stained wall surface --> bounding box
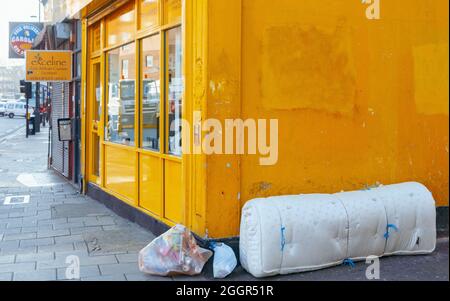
[205,0,449,238]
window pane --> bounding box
[106,3,135,47]
[141,34,161,150]
[90,22,101,53]
[106,43,136,146]
[163,0,181,25]
[75,52,81,78]
[93,63,101,122]
[140,0,158,30]
[77,52,81,78]
[166,27,182,156]
[76,21,82,50]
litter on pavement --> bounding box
[210,242,237,279]
[138,224,213,276]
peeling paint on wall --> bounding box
[249,181,273,197]
[261,21,357,114]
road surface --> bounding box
[0,117,25,140]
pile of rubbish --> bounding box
[139,182,437,279]
[138,224,237,278]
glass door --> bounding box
[88,58,103,185]
[138,26,184,223]
[163,26,183,223]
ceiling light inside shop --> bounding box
[121,33,132,41]
[109,35,117,45]
[119,12,134,22]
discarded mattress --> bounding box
[239,182,436,278]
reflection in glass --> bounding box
[106,2,135,47]
[140,0,158,29]
[141,34,161,150]
[164,0,182,25]
[106,43,136,146]
[93,63,101,122]
[90,22,101,53]
[166,27,183,156]
[75,52,81,78]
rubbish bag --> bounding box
[211,242,237,279]
[138,225,213,276]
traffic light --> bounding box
[20,80,32,99]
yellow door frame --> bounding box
[87,56,103,186]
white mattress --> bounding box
[239,182,437,278]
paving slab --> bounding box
[13,269,57,281]
[81,274,127,281]
[83,229,154,256]
[57,265,101,280]
[0,262,36,273]
[51,203,111,219]
[0,273,13,281]
[0,255,15,264]
[15,252,54,263]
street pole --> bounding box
[42,86,46,127]
[26,96,29,138]
[35,82,41,133]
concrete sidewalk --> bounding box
[0,123,448,281]
[1,183,448,281]
[0,118,25,143]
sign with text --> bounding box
[25,50,73,82]
[9,22,43,59]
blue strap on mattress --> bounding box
[384,224,399,239]
[281,226,286,251]
[343,258,355,268]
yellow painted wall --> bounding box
[204,0,449,238]
[81,0,448,240]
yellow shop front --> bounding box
[79,0,449,240]
[81,0,187,232]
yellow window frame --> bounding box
[84,0,185,225]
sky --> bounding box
[0,0,43,66]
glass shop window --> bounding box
[106,43,136,146]
[141,34,161,151]
[166,26,183,156]
[74,52,81,78]
[140,0,159,30]
[106,2,136,47]
[93,62,101,122]
[75,20,82,50]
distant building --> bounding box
[0,66,25,100]
[36,0,82,187]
